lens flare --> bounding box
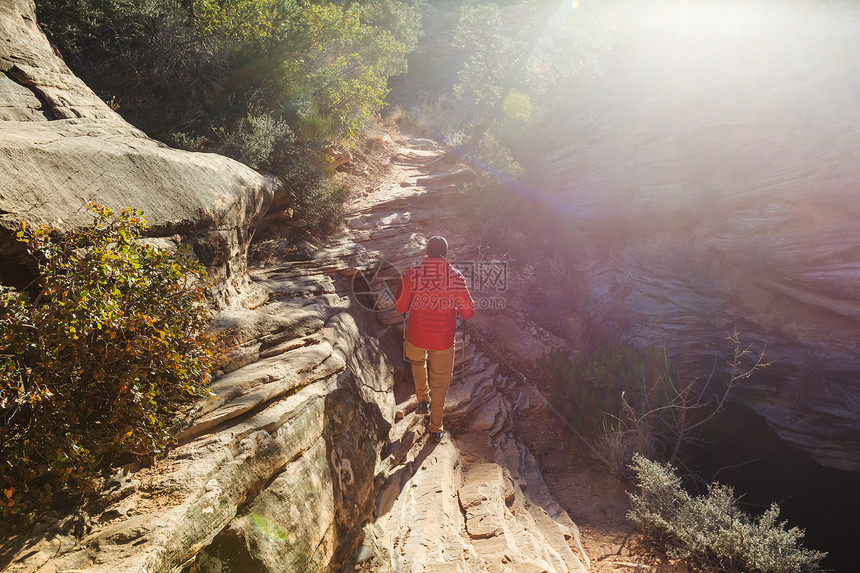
[570,0,580,10]
[503,91,533,121]
[250,512,292,542]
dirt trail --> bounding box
[334,126,683,572]
[0,128,681,573]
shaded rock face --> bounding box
[525,0,860,471]
[0,0,274,305]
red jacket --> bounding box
[394,257,475,350]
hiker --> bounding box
[394,236,475,443]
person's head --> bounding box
[426,236,448,258]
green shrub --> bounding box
[542,344,664,438]
[289,177,349,236]
[539,345,664,477]
[191,0,290,45]
[213,112,295,169]
[628,454,827,573]
[0,205,215,520]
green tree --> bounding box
[191,0,292,44]
[282,1,410,141]
[452,0,615,155]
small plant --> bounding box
[214,112,295,169]
[288,178,349,235]
[628,454,827,573]
[542,343,664,439]
[543,329,768,478]
[0,204,216,520]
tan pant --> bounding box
[405,339,455,433]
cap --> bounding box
[426,236,448,258]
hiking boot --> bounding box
[416,400,430,415]
[430,431,444,444]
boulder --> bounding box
[0,0,275,305]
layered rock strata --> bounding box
[525,0,860,471]
[0,0,274,305]
[4,137,588,572]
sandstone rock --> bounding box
[2,117,587,573]
[360,411,589,573]
[190,438,338,572]
[0,0,122,122]
[0,0,275,305]
[185,378,382,572]
[326,146,353,169]
[210,305,327,373]
[177,342,345,442]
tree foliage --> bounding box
[191,0,290,44]
[281,1,409,141]
[451,0,615,152]
[35,0,422,234]
[0,205,216,520]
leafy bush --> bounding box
[542,344,664,439]
[36,0,423,237]
[191,0,289,45]
[628,455,827,573]
[213,112,295,169]
[0,205,215,520]
[288,175,349,236]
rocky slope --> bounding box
[2,134,591,572]
[522,0,860,471]
[0,0,275,305]
[1,3,593,570]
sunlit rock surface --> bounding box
[3,134,588,572]
[527,0,860,471]
[0,0,274,305]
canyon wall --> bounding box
[526,0,860,471]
